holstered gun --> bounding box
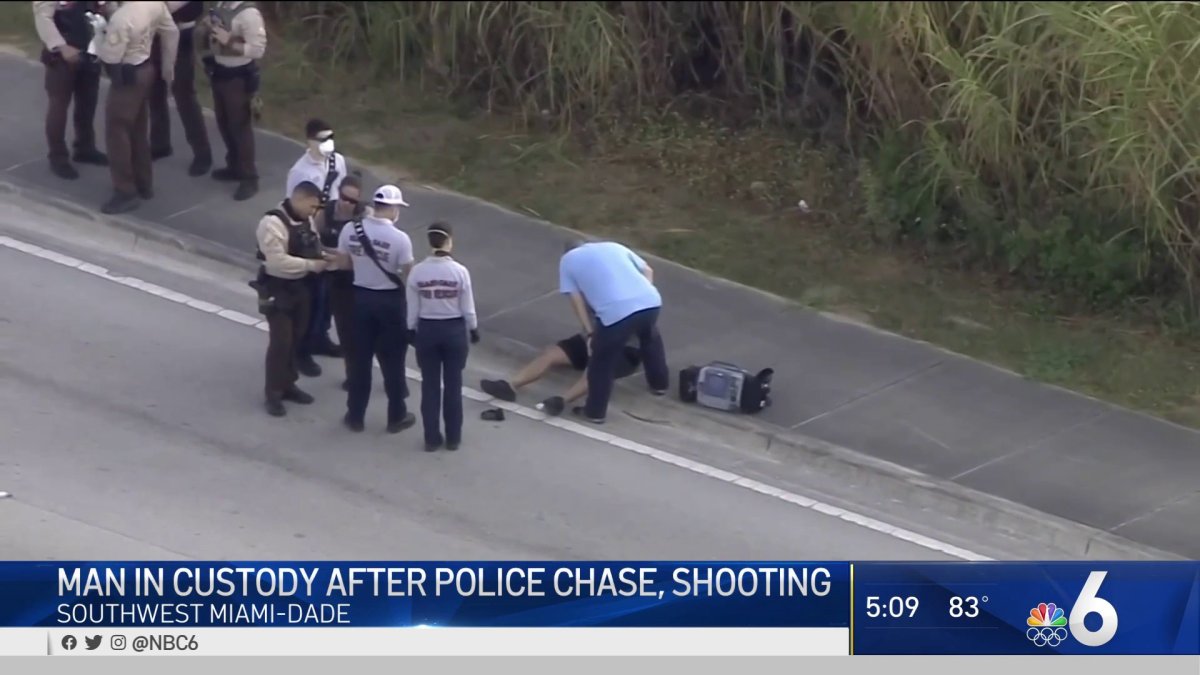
[247,265,277,315]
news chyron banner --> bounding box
[0,561,1195,656]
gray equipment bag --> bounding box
[678,361,774,414]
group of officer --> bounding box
[34,0,265,215]
[256,123,480,452]
[35,3,671,451]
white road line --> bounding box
[0,234,992,562]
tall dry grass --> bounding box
[271,0,1200,313]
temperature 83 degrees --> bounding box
[949,595,989,618]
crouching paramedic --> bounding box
[253,180,330,417]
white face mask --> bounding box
[317,139,335,156]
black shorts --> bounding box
[555,334,641,378]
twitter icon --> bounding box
[85,635,102,651]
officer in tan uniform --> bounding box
[148,1,212,176]
[254,180,335,417]
[33,1,114,180]
[94,1,178,215]
[198,1,266,202]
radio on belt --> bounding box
[678,361,773,414]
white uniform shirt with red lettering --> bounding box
[405,255,478,330]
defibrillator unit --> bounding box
[678,361,773,414]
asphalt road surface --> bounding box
[0,222,959,562]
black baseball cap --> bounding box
[305,118,333,140]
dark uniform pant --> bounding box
[415,317,469,445]
[299,274,333,359]
[105,62,156,196]
[149,29,211,160]
[584,307,669,420]
[263,277,312,401]
[328,277,356,381]
[346,288,409,424]
[210,67,257,179]
[42,52,101,162]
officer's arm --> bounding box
[32,2,67,51]
[459,267,479,330]
[559,258,594,335]
[232,7,267,59]
[405,272,420,331]
[397,234,415,278]
[256,214,323,277]
[154,4,180,82]
[629,248,654,284]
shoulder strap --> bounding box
[352,220,404,288]
[319,153,341,204]
[265,208,288,224]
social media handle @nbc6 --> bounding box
[54,632,199,654]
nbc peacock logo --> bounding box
[1026,602,1069,647]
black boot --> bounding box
[233,179,259,201]
[50,160,78,180]
[72,148,108,166]
[297,357,322,378]
[189,155,212,177]
[100,192,141,215]
[265,399,286,417]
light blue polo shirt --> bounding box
[559,242,662,327]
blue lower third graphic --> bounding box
[852,562,1200,655]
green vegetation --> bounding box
[2,2,1198,427]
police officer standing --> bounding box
[336,185,417,434]
[254,180,331,417]
[312,173,364,390]
[199,1,267,202]
[93,0,177,215]
[33,1,113,180]
[288,118,350,376]
[148,1,212,176]
[407,222,479,452]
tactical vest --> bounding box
[53,1,106,50]
[172,1,204,24]
[207,2,258,52]
[257,206,321,266]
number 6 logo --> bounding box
[1069,571,1118,647]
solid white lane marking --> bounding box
[0,234,992,561]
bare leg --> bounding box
[512,346,569,390]
[562,372,589,404]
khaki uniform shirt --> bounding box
[209,1,266,67]
[32,1,113,52]
[95,1,178,80]
[256,208,325,280]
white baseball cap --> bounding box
[373,184,410,207]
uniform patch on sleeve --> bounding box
[106,29,121,45]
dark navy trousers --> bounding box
[346,287,409,424]
[414,317,469,445]
[298,274,332,358]
[584,307,669,419]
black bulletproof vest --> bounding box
[54,1,104,50]
[256,206,321,264]
[319,200,352,249]
[172,1,204,23]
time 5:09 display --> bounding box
[864,595,919,619]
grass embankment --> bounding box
[2,2,1198,428]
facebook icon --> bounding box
[61,635,76,650]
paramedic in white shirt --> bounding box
[407,222,479,452]
[286,118,349,376]
[335,184,415,435]
[285,118,347,201]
